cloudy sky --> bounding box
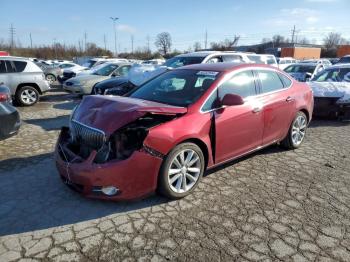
[0,0,349,52]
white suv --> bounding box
[0,57,50,106]
[163,51,277,68]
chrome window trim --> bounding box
[199,67,293,114]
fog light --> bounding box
[101,186,119,196]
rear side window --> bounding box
[0,60,6,73]
[13,61,27,72]
[257,70,285,93]
[5,61,16,73]
[219,70,256,99]
[222,55,243,63]
[278,73,292,87]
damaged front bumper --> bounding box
[314,97,350,120]
[55,127,163,201]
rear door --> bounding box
[254,69,295,145]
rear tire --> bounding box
[15,86,39,106]
[158,143,205,199]
[280,111,308,149]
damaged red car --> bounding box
[55,63,313,200]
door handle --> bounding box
[252,107,262,113]
[286,96,294,102]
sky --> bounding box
[0,0,349,53]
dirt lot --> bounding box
[1,89,350,261]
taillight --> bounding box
[0,93,10,102]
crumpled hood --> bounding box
[72,74,107,83]
[309,81,350,98]
[73,95,187,135]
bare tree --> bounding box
[298,37,310,45]
[155,32,172,55]
[323,32,346,50]
[193,42,201,51]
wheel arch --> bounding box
[174,138,209,170]
[16,83,42,95]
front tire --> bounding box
[281,111,308,149]
[15,86,39,106]
[158,143,205,199]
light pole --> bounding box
[110,17,119,57]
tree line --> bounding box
[0,31,349,60]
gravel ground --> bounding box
[1,89,350,261]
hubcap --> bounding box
[21,89,37,105]
[167,149,201,194]
[291,115,307,146]
[46,75,55,84]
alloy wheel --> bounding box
[167,149,201,194]
[21,89,37,105]
[291,115,307,146]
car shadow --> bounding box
[0,153,168,236]
[205,144,282,176]
[24,115,70,131]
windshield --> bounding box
[284,65,316,74]
[163,56,206,68]
[83,60,98,68]
[93,64,119,76]
[129,69,220,107]
[312,67,350,82]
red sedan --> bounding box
[55,63,313,200]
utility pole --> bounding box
[53,38,57,59]
[84,31,87,52]
[29,33,33,49]
[103,34,107,51]
[9,24,15,50]
[291,25,300,44]
[110,17,119,57]
[131,35,134,53]
[146,35,150,52]
[204,29,208,50]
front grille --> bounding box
[70,120,106,149]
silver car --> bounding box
[0,57,50,106]
[63,62,132,95]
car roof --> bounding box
[0,56,29,61]
[325,64,350,69]
[175,51,255,58]
[177,62,278,72]
[292,62,318,66]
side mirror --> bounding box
[111,72,119,77]
[221,94,244,107]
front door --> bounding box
[213,70,264,163]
